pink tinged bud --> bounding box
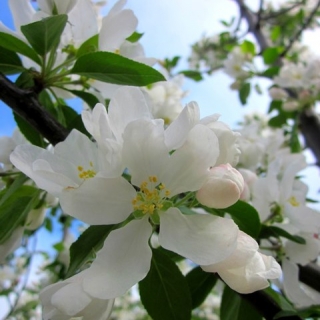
[196,164,244,209]
[282,101,299,111]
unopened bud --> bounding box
[196,164,244,209]
[269,87,288,100]
[283,100,299,112]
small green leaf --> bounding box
[186,266,218,309]
[224,200,261,239]
[268,100,283,113]
[71,51,166,86]
[77,34,99,58]
[15,71,35,89]
[271,26,281,42]
[263,47,280,65]
[239,82,251,105]
[262,66,280,78]
[260,225,306,244]
[240,40,255,56]
[179,70,203,82]
[0,32,41,64]
[0,173,28,207]
[220,286,262,320]
[13,112,44,147]
[0,46,24,74]
[20,14,68,56]
[264,287,295,312]
[139,248,192,320]
[126,31,144,43]
[268,114,287,128]
[273,310,300,319]
[0,185,40,244]
[68,90,100,109]
[290,129,301,153]
[66,224,117,278]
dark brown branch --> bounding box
[299,262,320,292]
[281,0,320,57]
[240,290,302,320]
[0,73,69,145]
[235,0,269,51]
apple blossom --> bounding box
[202,231,282,294]
[196,164,244,209]
[40,273,114,320]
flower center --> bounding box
[77,161,96,180]
[288,196,300,207]
[132,175,171,215]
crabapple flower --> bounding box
[40,273,114,320]
[196,164,244,209]
[164,101,240,166]
[202,231,282,294]
[12,112,240,300]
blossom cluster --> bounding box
[7,85,282,319]
[235,114,320,307]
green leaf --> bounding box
[224,200,261,239]
[262,47,280,65]
[15,71,35,89]
[0,185,40,244]
[239,82,251,105]
[186,266,218,309]
[240,40,255,56]
[59,104,90,136]
[263,287,295,312]
[71,52,166,86]
[220,286,262,320]
[268,114,287,128]
[273,310,299,319]
[20,14,68,56]
[13,112,44,147]
[0,32,41,64]
[0,46,24,75]
[262,66,280,78]
[271,26,281,42]
[179,70,203,82]
[268,100,283,113]
[260,225,306,244]
[290,128,301,153]
[126,31,144,43]
[68,90,100,109]
[139,248,192,320]
[66,224,117,278]
[0,173,28,207]
[77,34,99,58]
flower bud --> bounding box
[238,168,257,201]
[283,100,299,111]
[196,164,244,209]
[269,87,288,100]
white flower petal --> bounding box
[51,282,91,316]
[162,124,220,196]
[283,259,316,308]
[9,0,36,31]
[108,87,152,143]
[83,218,152,299]
[99,9,138,52]
[60,176,136,225]
[202,231,258,272]
[159,208,238,265]
[122,119,168,187]
[164,101,200,150]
